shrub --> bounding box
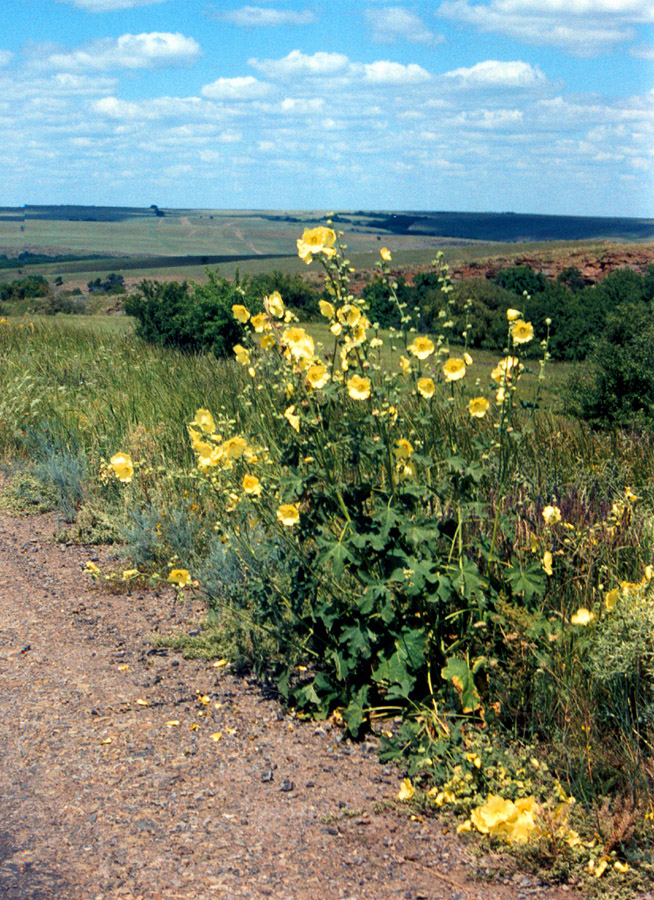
[494,265,547,296]
[566,304,654,428]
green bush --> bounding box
[124,273,245,357]
[494,265,547,296]
[566,304,654,428]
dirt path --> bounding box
[0,511,576,900]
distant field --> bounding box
[1,206,653,286]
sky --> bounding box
[0,0,653,216]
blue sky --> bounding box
[1,0,652,215]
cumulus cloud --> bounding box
[248,50,350,78]
[58,0,167,10]
[202,76,271,100]
[42,32,201,71]
[365,6,441,45]
[216,6,316,26]
[443,59,546,88]
[437,0,654,54]
[363,60,431,83]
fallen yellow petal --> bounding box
[397,778,415,801]
[213,659,228,668]
[99,737,113,745]
[118,664,129,671]
[135,699,150,707]
[190,723,200,731]
[165,720,180,727]
[211,732,223,742]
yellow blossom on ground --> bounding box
[297,226,336,263]
[570,607,594,626]
[122,569,139,580]
[542,551,553,576]
[232,304,250,323]
[277,503,300,527]
[222,436,248,459]
[380,247,392,261]
[393,438,414,459]
[542,505,562,525]
[265,291,285,318]
[305,363,330,390]
[168,569,191,587]
[284,405,300,432]
[319,299,335,319]
[417,377,435,398]
[408,336,435,360]
[471,795,538,844]
[511,320,534,344]
[457,820,472,833]
[85,561,100,573]
[614,861,629,873]
[242,474,262,496]
[443,357,466,382]
[109,452,134,483]
[250,313,270,333]
[397,778,415,801]
[233,344,250,366]
[507,308,521,321]
[193,408,216,434]
[469,396,490,418]
[347,375,371,400]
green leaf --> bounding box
[441,657,481,713]
[506,560,546,603]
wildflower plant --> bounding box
[183,225,552,740]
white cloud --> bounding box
[202,76,270,100]
[630,44,654,58]
[363,61,431,84]
[280,97,325,114]
[0,50,13,67]
[42,32,201,71]
[444,60,546,88]
[58,0,167,10]
[437,0,654,54]
[93,95,209,120]
[217,6,316,26]
[365,6,441,45]
[248,50,350,79]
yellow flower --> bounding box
[222,436,248,459]
[168,568,192,587]
[370,337,383,350]
[464,351,473,366]
[408,336,435,360]
[265,291,285,319]
[604,588,620,611]
[393,438,414,459]
[233,344,250,366]
[542,505,561,525]
[337,304,362,327]
[542,551,553,576]
[242,474,262,496]
[399,356,411,376]
[645,565,654,581]
[511,320,534,344]
[192,408,216,434]
[305,363,330,390]
[85,561,100,573]
[330,321,342,336]
[397,778,415,801]
[506,308,521,321]
[297,226,337,263]
[250,313,270,333]
[347,375,371,400]
[417,377,435,399]
[122,568,139,580]
[614,861,629,873]
[624,485,638,502]
[284,405,300,432]
[277,503,300,527]
[470,795,538,844]
[109,452,134,483]
[468,396,490,418]
[570,607,594,626]
[457,820,472,833]
[491,356,521,384]
[319,299,335,319]
[260,333,276,350]
[380,247,392,262]
[443,357,466,382]
[232,304,250,323]
[195,442,223,469]
[282,326,315,362]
